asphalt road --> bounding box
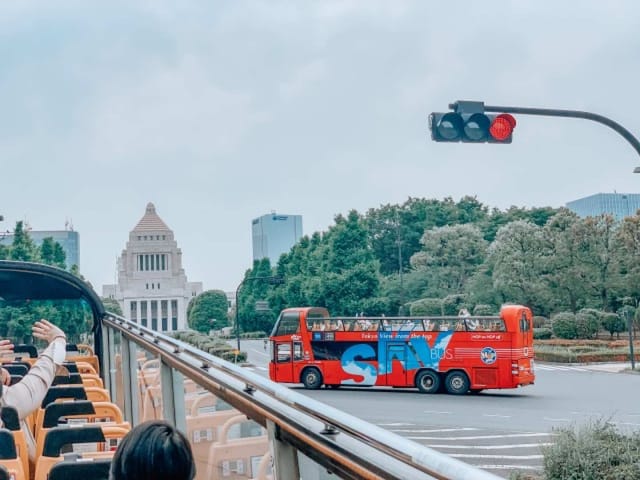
[238,339,640,478]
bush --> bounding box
[410,298,443,316]
[602,312,626,339]
[576,309,600,339]
[542,419,640,479]
[442,294,469,316]
[551,312,578,339]
[533,328,552,340]
[532,316,548,328]
[473,304,496,316]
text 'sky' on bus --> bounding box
[268,305,535,395]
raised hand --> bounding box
[0,367,10,386]
[0,339,14,359]
[32,319,66,344]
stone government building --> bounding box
[103,203,202,331]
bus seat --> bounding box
[141,385,162,422]
[84,387,111,403]
[47,457,112,480]
[1,364,29,377]
[53,373,84,386]
[35,387,88,438]
[251,452,273,480]
[187,410,244,479]
[0,429,26,480]
[80,374,104,389]
[1,407,28,480]
[36,401,126,459]
[74,362,97,376]
[35,425,128,480]
[205,415,268,480]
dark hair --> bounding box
[110,421,195,480]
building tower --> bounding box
[566,193,640,221]
[102,203,202,331]
[251,212,303,266]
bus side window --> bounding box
[520,314,530,332]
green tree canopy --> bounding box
[188,290,230,333]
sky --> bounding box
[2,1,640,294]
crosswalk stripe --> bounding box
[407,432,553,441]
[427,443,554,449]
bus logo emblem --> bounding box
[480,347,497,365]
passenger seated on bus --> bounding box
[110,420,195,480]
[439,322,450,331]
[424,320,434,331]
[0,320,67,461]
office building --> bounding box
[102,203,202,332]
[566,193,640,221]
[252,212,303,265]
[0,228,80,270]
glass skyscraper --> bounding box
[252,213,303,266]
[0,229,80,269]
[566,193,640,221]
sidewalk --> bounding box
[577,362,635,373]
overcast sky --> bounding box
[2,1,640,293]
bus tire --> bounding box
[444,371,470,395]
[301,368,323,389]
[415,370,440,394]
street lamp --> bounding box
[234,275,284,351]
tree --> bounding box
[411,224,488,298]
[102,298,123,316]
[573,215,619,310]
[10,221,39,262]
[541,210,588,313]
[487,220,546,310]
[188,290,230,333]
[40,237,67,269]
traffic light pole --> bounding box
[477,103,640,160]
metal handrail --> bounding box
[103,313,501,480]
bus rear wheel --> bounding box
[415,370,440,394]
[301,368,323,389]
[444,371,470,395]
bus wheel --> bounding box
[302,368,323,389]
[444,371,470,395]
[415,370,440,394]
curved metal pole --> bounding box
[235,274,283,351]
[481,103,640,159]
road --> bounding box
[238,339,640,478]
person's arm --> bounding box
[1,320,66,419]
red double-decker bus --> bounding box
[268,305,535,394]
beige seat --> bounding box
[205,415,269,480]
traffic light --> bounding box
[429,101,516,143]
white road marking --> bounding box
[476,465,541,470]
[255,366,268,371]
[451,454,544,459]
[543,417,570,422]
[428,443,554,449]
[612,421,640,426]
[482,414,512,418]
[389,427,478,433]
[407,433,552,441]
[422,410,452,414]
[377,422,414,426]
[250,349,269,357]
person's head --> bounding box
[110,421,195,480]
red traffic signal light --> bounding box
[489,114,516,142]
[429,112,516,143]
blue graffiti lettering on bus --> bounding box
[340,331,454,384]
[340,343,377,385]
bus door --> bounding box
[272,341,304,383]
[384,343,408,386]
